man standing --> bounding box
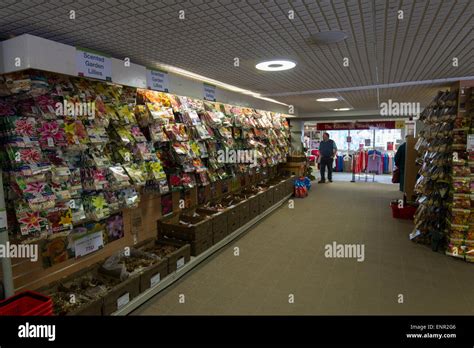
[318,132,337,183]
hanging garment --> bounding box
[367,154,382,174]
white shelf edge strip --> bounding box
[112,193,292,316]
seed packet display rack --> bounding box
[412,81,474,261]
[0,69,291,294]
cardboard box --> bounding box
[155,238,191,274]
[248,195,260,220]
[258,190,270,213]
[139,257,169,292]
[189,236,213,256]
[102,275,141,315]
[226,206,240,234]
[237,200,250,227]
[157,213,212,242]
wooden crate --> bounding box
[139,258,169,293]
[236,199,250,227]
[248,195,260,220]
[155,238,191,274]
[102,275,141,315]
[157,213,212,242]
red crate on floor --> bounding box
[0,291,53,316]
[390,202,416,220]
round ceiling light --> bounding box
[333,107,352,111]
[316,97,339,102]
[255,60,296,71]
[307,31,348,45]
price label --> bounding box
[176,257,185,269]
[74,231,104,258]
[117,293,130,309]
[150,273,161,287]
[47,137,54,147]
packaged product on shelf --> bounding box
[114,125,134,144]
[116,104,136,125]
[451,209,470,226]
[46,204,73,233]
[149,124,169,142]
[147,161,166,180]
[86,125,109,144]
[70,198,86,223]
[84,193,110,221]
[133,142,153,161]
[104,191,120,212]
[453,177,470,194]
[124,163,147,186]
[16,205,49,236]
[117,187,140,208]
[13,177,56,211]
[41,232,72,267]
[106,213,125,242]
[453,194,471,209]
[106,166,131,190]
[130,125,147,143]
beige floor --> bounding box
[132,181,474,315]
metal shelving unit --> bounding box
[112,193,292,316]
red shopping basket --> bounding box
[390,202,416,220]
[0,291,53,316]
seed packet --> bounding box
[63,120,89,148]
[117,187,140,208]
[196,171,210,186]
[69,198,86,224]
[86,125,109,144]
[35,95,58,119]
[451,209,471,226]
[115,126,134,144]
[16,98,39,117]
[189,142,201,158]
[133,142,153,161]
[47,204,73,233]
[117,104,136,124]
[9,117,37,138]
[68,169,83,198]
[84,193,110,221]
[16,206,49,236]
[106,213,124,242]
[104,191,120,212]
[106,166,131,190]
[7,146,44,168]
[181,173,196,188]
[453,177,470,194]
[158,178,170,194]
[149,124,169,142]
[38,120,67,148]
[124,163,147,186]
[41,232,72,268]
[182,109,201,126]
[130,126,147,143]
[194,124,211,140]
[165,123,188,142]
[14,178,56,211]
[50,181,72,201]
[161,194,173,216]
[81,168,108,191]
[169,174,182,190]
[0,100,16,117]
[453,194,471,209]
[117,147,133,163]
[148,161,167,180]
[89,148,112,168]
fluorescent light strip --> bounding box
[155,63,288,106]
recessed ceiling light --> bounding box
[334,107,352,111]
[316,97,339,102]
[255,60,296,71]
[307,31,348,45]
